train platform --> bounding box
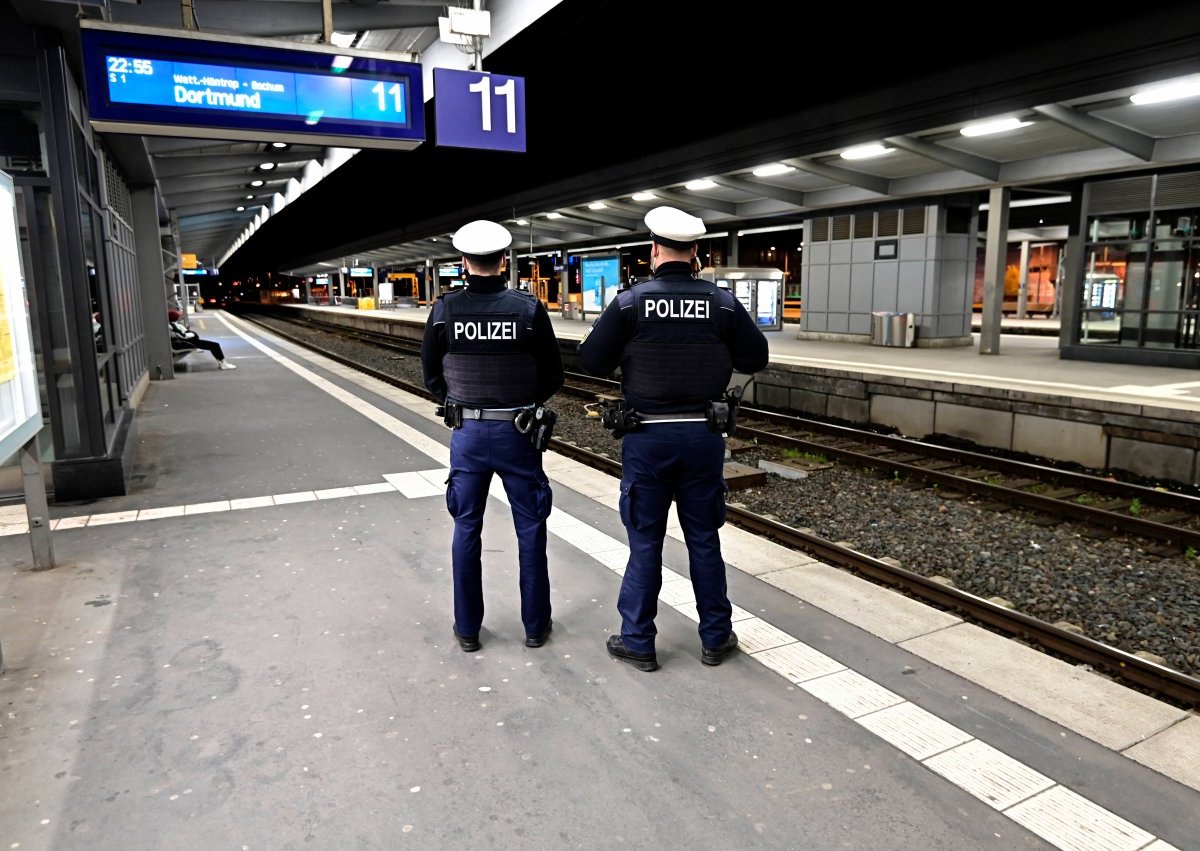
[281,302,1200,486]
[316,302,1200,414]
[1,310,1198,850]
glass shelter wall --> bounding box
[0,31,151,499]
[1077,184,1200,356]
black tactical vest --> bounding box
[442,288,539,407]
[621,277,733,411]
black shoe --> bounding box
[701,632,739,666]
[606,635,659,672]
[525,622,552,648]
[453,627,481,652]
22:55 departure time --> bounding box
[107,56,155,82]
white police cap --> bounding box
[452,219,513,256]
[645,205,705,249]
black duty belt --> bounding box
[638,412,707,423]
[459,407,520,421]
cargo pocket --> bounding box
[714,479,729,529]
[444,470,461,518]
[534,473,553,521]
[619,481,635,529]
[620,481,658,532]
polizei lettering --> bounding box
[642,297,711,320]
[452,319,518,340]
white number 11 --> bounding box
[468,76,517,134]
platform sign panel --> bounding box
[0,170,44,463]
[580,254,620,315]
[79,21,425,151]
[434,68,526,152]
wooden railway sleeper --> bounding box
[1043,488,1086,500]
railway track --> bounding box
[242,310,1200,709]
[555,372,1200,555]
[271,315,1200,550]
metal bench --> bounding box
[171,338,199,365]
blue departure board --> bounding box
[80,22,425,150]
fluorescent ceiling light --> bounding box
[244,194,254,200]
[1130,78,1200,105]
[330,31,357,48]
[752,163,795,177]
[271,141,289,149]
[686,179,717,190]
[545,212,563,219]
[736,223,805,236]
[236,205,245,212]
[250,179,265,187]
[587,201,608,210]
[840,143,892,160]
[979,194,1071,210]
[631,191,656,201]
[258,162,276,171]
[960,117,1031,137]
[514,218,529,225]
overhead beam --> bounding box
[883,134,1002,180]
[649,189,738,216]
[709,174,807,208]
[109,1,440,39]
[1032,103,1156,161]
[153,153,283,180]
[600,199,656,219]
[785,158,890,195]
[173,200,254,217]
[551,208,641,229]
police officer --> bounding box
[421,219,565,653]
[577,206,769,672]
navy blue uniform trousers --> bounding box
[445,418,553,638]
[617,421,732,655]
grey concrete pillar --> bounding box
[979,186,1010,355]
[132,186,175,380]
[1016,240,1030,319]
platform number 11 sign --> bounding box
[434,68,526,153]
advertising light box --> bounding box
[580,254,620,315]
[0,170,44,463]
[79,21,425,150]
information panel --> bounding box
[80,21,425,150]
[0,170,44,464]
[434,68,526,152]
[580,255,620,315]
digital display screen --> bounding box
[104,57,409,125]
[580,255,620,314]
[80,22,425,150]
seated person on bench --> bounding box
[169,309,236,370]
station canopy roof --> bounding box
[11,0,1200,277]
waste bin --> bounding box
[871,311,916,347]
[561,301,580,320]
